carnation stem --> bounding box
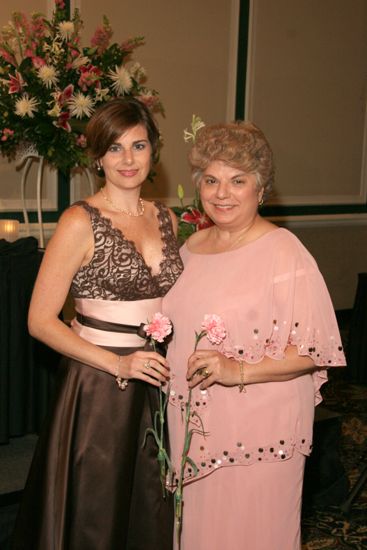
[175,331,205,547]
[142,340,173,498]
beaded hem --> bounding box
[169,436,312,489]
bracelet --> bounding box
[238,360,246,393]
[115,355,128,391]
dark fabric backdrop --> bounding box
[0,237,58,444]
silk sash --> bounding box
[71,297,162,347]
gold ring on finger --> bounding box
[203,368,210,378]
[144,360,151,369]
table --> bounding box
[0,237,59,444]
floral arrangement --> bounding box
[175,314,226,545]
[0,0,162,172]
[172,115,212,242]
[142,313,173,497]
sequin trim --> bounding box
[171,436,312,487]
[224,319,345,367]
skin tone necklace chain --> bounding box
[100,187,145,217]
[212,218,257,251]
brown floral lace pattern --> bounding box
[71,201,183,301]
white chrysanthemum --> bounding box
[108,65,132,95]
[71,55,90,69]
[37,65,59,88]
[15,94,39,118]
[58,21,74,40]
[68,92,94,119]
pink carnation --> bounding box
[32,56,46,68]
[1,128,14,141]
[144,313,172,343]
[0,48,16,67]
[201,314,226,345]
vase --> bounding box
[15,144,95,249]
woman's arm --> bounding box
[187,345,316,390]
[28,206,169,386]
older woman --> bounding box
[163,121,345,550]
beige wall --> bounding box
[247,0,367,206]
[246,0,367,309]
[75,0,236,203]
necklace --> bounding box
[100,187,144,217]
[212,220,257,251]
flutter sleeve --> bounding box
[224,230,346,406]
[267,231,345,403]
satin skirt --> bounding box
[12,346,173,550]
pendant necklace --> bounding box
[100,187,144,217]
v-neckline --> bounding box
[86,201,167,279]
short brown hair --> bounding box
[86,97,160,163]
[189,121,274,198]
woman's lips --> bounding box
[118,169,139,177]
[211,203,236,210]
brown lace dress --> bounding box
[12,201,184,550]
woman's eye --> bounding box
[233,178,245,185]
[133,142,146,151]
[204,177,216,185]
[108,144,121,153]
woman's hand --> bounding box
[187,345,317,390]
[118,351,170,388]
[187,350,240,390]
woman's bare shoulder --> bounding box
[46,203,94,255]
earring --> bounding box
[258,197,264,206]
[95,161,105,178]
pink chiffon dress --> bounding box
[12,201,183,550]
[162,227,346,550]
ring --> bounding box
[144,360,151,369]
[197,365,210,378]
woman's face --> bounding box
[100,124,152,191]
[199,160,262,230]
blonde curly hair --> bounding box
[189,121,274,199]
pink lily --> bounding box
[8,72,26,94]
[181,207,213,230]
[53,111,71,132]
[57,84,74,106]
